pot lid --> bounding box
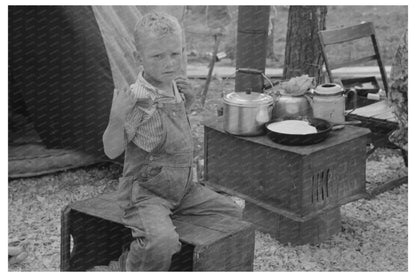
[223,91,274,107]
[315,83,343,96]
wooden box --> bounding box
[60,193,255,271]
[243,202,341,245]
[203,117,370,244]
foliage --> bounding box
[183,6,407,67]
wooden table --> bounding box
[346,101,398,148]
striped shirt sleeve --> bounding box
[124,82,154,144]
[125,78,184,152]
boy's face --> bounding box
[137,32,183,88]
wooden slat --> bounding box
[174,215,252,247]
[173,219,225,247]
[319,22,374,45]
[60,206,71,271]
[384,113,397,121]
[69,193,252,248]
[330,55,377,70]
[372,110,395,120]
[368,176,408,198]
[350,101,397,123]
[174,214,250,234]
[351,101,388,117]
[70,194,122,223]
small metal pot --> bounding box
[273,91,313,119]
[223,90,274,136]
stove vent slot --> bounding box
[311,169,330,203]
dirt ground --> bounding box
[7,151,408,271]
[8,78,408,271]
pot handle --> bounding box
[344,88,357,114]
[304,90,314,106]
[236,68,277,91]
[331,120,362,131]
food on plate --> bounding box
[267,120,318,135]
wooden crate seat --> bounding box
[60,192,255,271]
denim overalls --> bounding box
[116,95,242,271]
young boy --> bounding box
[102,12,242,271]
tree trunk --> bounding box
[283,6,327,82]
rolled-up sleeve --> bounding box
[124,82,158,144]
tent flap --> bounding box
[10,6,114,155]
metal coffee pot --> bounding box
[306,83,356,123]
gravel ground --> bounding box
[8,147,408,271]
[8,78,408,271]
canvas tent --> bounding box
[9,6,186,177]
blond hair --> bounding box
[133,12,182,53]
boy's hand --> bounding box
[175,77,195,110]
[110,88,136,120]
[103,88,136,159]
